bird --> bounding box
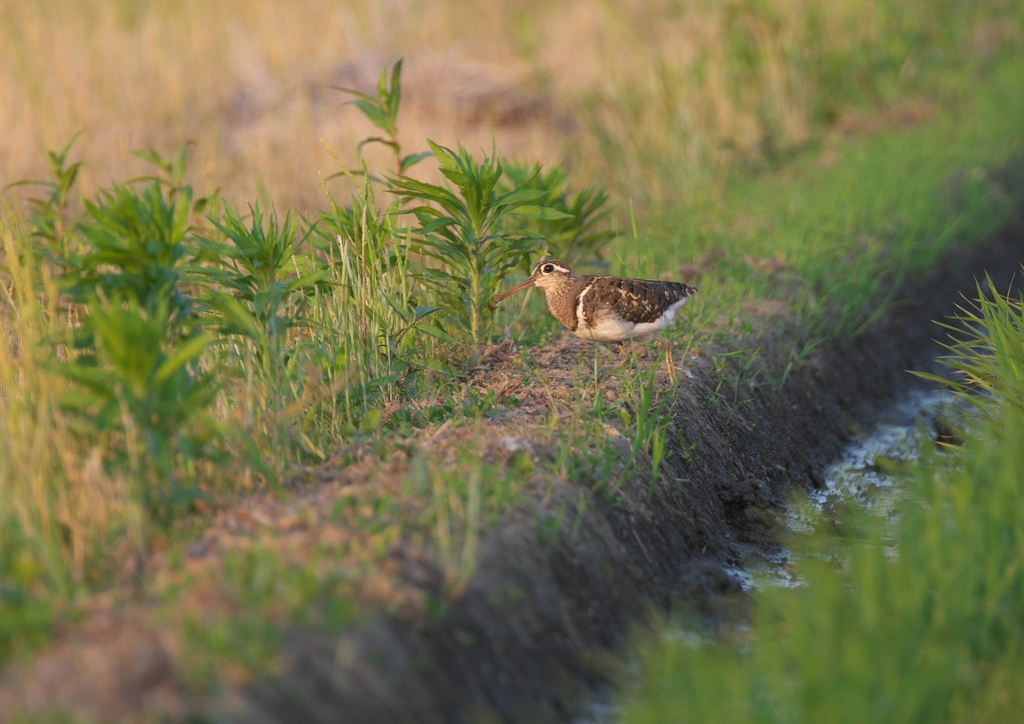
[496,259,697,379]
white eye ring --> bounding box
[543,264,554,273]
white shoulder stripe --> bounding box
[575,283,593,329]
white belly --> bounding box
[574,297,691,342]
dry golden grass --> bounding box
[4,0,1013,211]
[1,0,569,210]
[0,210,139,591]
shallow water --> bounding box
[752,384,960,590]
[790,385,958,533]
[575,383,961,724]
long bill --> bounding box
[495,276,537,303]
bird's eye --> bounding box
[543,264,554,273]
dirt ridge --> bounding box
[221,217,1024,723]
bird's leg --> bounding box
[609,341,633,373]
[657,336,676,386]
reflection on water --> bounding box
[792,386,959,532]
[729,386,961,596]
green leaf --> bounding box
[495,188,546,207]
[399,151,433,173]
[420,216,457,235]
[353,100,390,132]
[171,185,193,239]
[419,267,461,285]
[174,143,189,180]
[427,140,459,175]
[131,148,173,175]
[387,58,403,121]
[154,333,211,385]
[285,269,330,294]
[382,293,415,322]
[507,205,575,220]
[330,85,377,103]
[59,388,106,412]
[418,324,459,344]
[390,177,458,205]
[207,294,263,340]
[61,363,115,394]
[357,137,400,154]
[415,306,442,320]
[422,357,458,375]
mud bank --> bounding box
[220,215,1024,724]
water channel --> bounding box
[577,381,962,723]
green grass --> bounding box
[567,0,1024,207]
[620,220,1024,724]
[620,55,1024,354]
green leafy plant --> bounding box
[616,365,671,494]
[192,202,332,467]
[500,160,618,268]
[131,142,221,220]
[313,174,449,353]
[332,58,431,176]
[61,302,220,518]
[201,202,327,379]
[131,143,192,191]
[390,141,572,349]
[58,175,222,519]
[5,133,83,263]
[69,180,196,324]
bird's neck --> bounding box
[543,276,589,331]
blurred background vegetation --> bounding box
[1,0,1020,210]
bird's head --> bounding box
[495,260,575,302]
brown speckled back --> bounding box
[578,277,697,328]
